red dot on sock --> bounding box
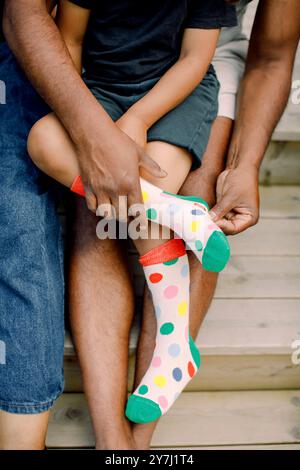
[149,273,163,283]
[188,361,195,378]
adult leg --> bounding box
[68,200,136,450]
[0,44,64,450]
[132,117,233,448]
[0,412,49,450]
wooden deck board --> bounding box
[46,390,300,448]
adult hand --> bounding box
[76,120,166,224]
[209,165,260,235]
[179,166,219,208]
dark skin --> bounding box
[210,0,300,234]
[2,0,300,450]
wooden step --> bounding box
[64,185,300,392]
[46,390,300,448]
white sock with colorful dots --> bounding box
[125,239,201,424]
[140,178,230,272]
[70,175,230,272]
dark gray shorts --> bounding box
[84,68,219,170]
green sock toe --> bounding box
[189,334,201,368]
[125,395,162,424]
[202,231,230,272]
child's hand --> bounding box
[116,111,148,150]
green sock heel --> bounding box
[125,395,162,424]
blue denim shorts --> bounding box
[0,43,65,414]
[84,66,219,170]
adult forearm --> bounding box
[227,60,292,170]
[3,0,114,146]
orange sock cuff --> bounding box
[139,239,186,267]
[70,175,85,197]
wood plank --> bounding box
[133,256,300,298]
[252,187,300,219]
[260,143,300,186]
[64,298,300,392]
[64,353,300,394]
[199,299,300,354]
[46,390,300,448]
[215,256,300,299]
[65,298,300,356]
[229,219,300,256]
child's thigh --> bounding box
[144,141,193,194]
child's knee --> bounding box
[27,117,61,175]
[27,119,49,169]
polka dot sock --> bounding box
[125,239,201,424]
[141,178,230,272]
[70,175,230,272]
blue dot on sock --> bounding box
[191,209,204,216]
[172,368,182,382]
[181,264,189,278]
[168,343,181,357]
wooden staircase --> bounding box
[46,2,300,449]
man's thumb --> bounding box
[139,152,168,178]
[210,196,233,221]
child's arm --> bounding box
[125,28,220,130]
[56,0,91,74]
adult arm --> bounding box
[3,0,165,216]
[210,0,300,234]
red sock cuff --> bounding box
[71,175,86,197]
[139,239,186,267]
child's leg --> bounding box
[125,141,200,424]
[28,117,229,272]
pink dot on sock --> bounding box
[158,395,168,409]
[152,356,162,367]
[164,285,179,299]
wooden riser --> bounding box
[46,390,300,449]
[64,354,300,393]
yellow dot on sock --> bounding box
[154,375,167,388]
[142,191,149,202]
[190,220,201,232]
[178,300,188,316]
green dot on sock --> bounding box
[163,258,178,266]
[138,385,149,395]
[160,322,174,335]
[195,240,203,252]
[146,208,158,220]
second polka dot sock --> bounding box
[125,239,201,424]
[141,178,230,272]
